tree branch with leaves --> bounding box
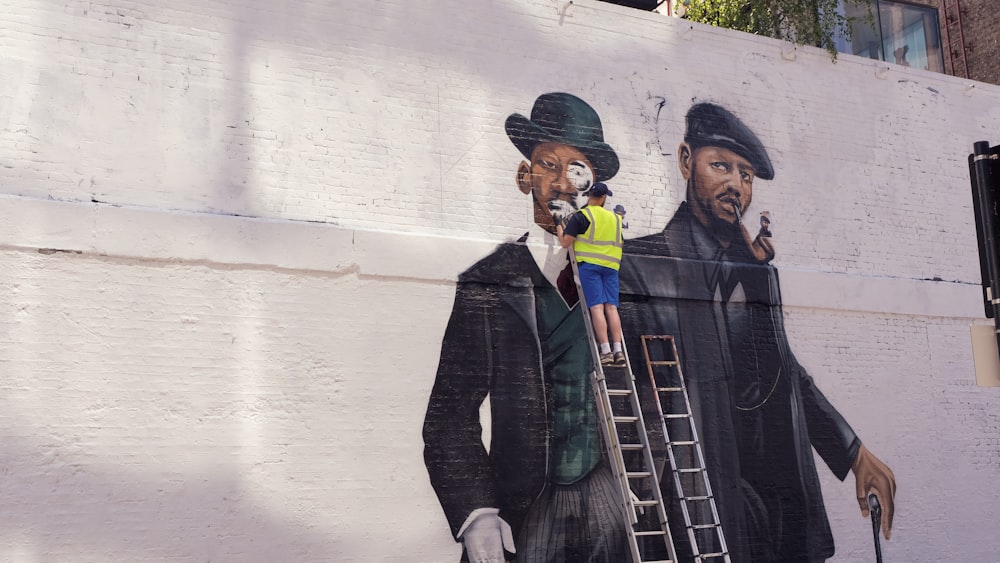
[681,0,872,59]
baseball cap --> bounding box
[587,182,613,197]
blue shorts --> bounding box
[578,262,619,308]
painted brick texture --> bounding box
[0,0,999,561]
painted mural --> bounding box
[423,93,897,563]
[619,102,897,562]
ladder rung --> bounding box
[626,336,729,561]
[607,389,632,396]
[613,416,639,423]
[620,443,644,450]
[641,560,675,563]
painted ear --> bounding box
[516,161,532,195]
[678,143,693,180]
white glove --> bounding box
[630,488,645,515]
[461,513,516,563]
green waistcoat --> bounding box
[535,285,601,485]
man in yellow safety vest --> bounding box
[557,182,625,366]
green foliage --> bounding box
[682,0,871,59]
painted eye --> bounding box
[567,161,594,192]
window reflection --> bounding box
[835,0,944,73]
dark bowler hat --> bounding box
[684,102,774,181]
[506,92,620,182]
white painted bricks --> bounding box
[1,0,1000,561]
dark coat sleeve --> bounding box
[795,358,862,480]
[422,280,498,538]
[767,267,861,480]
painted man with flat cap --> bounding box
[424,92,631,562]
[621,102,897,562]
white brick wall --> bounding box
[1,0,1000,561]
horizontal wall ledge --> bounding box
[0,194,983,319]
[776,267,982,319]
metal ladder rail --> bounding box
[941,0,969,79]
[640,335,731,563]
[568,249,677,563]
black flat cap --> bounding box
[684,103,774,181]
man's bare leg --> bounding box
[606,304,622,346]
[590,304,609,347]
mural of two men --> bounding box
[423,92,897,562]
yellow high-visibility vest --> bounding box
[573,205,623,271]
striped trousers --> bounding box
[515,462,630,563]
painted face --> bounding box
[688,146,755,227]
[526,142,595,226]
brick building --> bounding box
[932,0,1000,84]
[607,0,1000,84]
[839,0,1000,85]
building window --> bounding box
[835,0,944,73]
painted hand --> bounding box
[462,513,516,563]
[629,488,645,515]
[852,443,896,540]
[738,223,776,263]
[752,233,775,263]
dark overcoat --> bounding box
[422,239,564,559]
[619,202,861,562]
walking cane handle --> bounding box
[868,493,883,563]
[868,493,882,521]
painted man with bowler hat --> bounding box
[620,102,897,562]
[424,92,631,562]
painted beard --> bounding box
[538,169,591,227]
[546,198,579,226]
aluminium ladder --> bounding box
[639,335,731,563]
[568,248,677,563]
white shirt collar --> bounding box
[524,222,570,291]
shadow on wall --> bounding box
[0,246,342,559]
[19,0,666,220]
[0,430,339,561]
